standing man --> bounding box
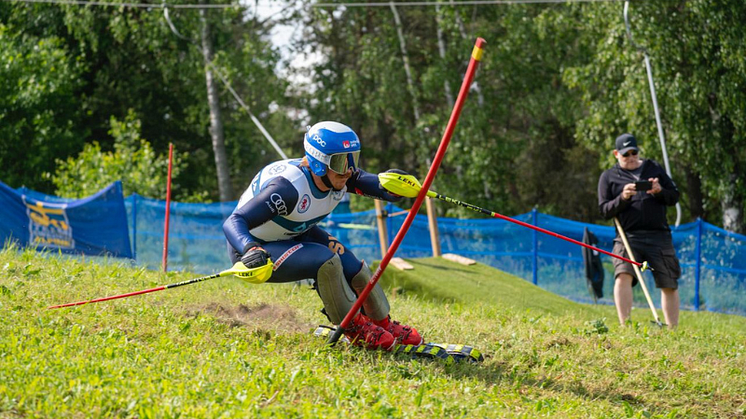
[224,121,422,350]
[598,133,682,328]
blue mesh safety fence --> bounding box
[125,194,236,273]
[121,197,746,316]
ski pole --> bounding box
[327,37,487,346]
[613,217,665,327]
[48,260,274,309]
[378,172,652,272]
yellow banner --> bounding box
[24,200,74,249]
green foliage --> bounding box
[583,318,610,336]
[1,2,288,201]
[0,17,86,191]
[2,248,746,417]
[51,111,187,199]
[290,1,746,230]
[564,1,746,230]
[4,1,746,230]
[293,5,598,220]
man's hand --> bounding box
[241,244,271,269]
[622,183,637,200]
[647,177,662,195]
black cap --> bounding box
[615,133,639,155]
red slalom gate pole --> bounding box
[430,191,647,269]
[327,38,487,345]
[162,143,174,272]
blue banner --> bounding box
[0,181,132,258]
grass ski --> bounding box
[313,325,484,364]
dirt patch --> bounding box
[185,302,314,335]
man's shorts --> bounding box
[612,233,681,290]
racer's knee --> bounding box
[350,261,390,322]
[315,254,357,324]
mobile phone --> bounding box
[635,180,652,191]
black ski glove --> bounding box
[241,242,271,269]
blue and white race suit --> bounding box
[224,159,401,283]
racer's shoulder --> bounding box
[262,159,305,178]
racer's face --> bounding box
[326,167,352,190]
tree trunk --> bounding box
[200,6,233,201]
[722,173,744,234]
[449,0,483,106]
[435,3,454,108]
[389,2,420,121]
[684,165,704,220]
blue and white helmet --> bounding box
[303,121,362,176]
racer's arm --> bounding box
[223,177,299,253]
[346,168,404,202]
[598,171,632,219]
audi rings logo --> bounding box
[267,193,288,216]
[312,134,326,147]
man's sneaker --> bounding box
[374,316,423,346]
[344,313,396,351]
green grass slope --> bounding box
[379,258,746,338]
[1,247,745,418]
[377,258,603,317]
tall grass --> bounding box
[1,247,744,418]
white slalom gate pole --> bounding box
[624,1,681,227]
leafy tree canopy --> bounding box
[51,110,199,201]
[2,1,745,232]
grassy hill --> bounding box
[1,246,745,418]
[377,257,604,316]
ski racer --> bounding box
[223,121,423,350]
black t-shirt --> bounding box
[597,159,679,233]
[625,165,644,180]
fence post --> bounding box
[162,143,174,272]
[374,199,389,259]
[694,217,703,310]
[532,208,538,285]
[386,202,394,248]
[132,193,138,263]
[426,196,442,257]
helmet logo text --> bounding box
[312,134,326,147]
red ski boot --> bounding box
[374,316,423,346]
[344,313,396,351]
